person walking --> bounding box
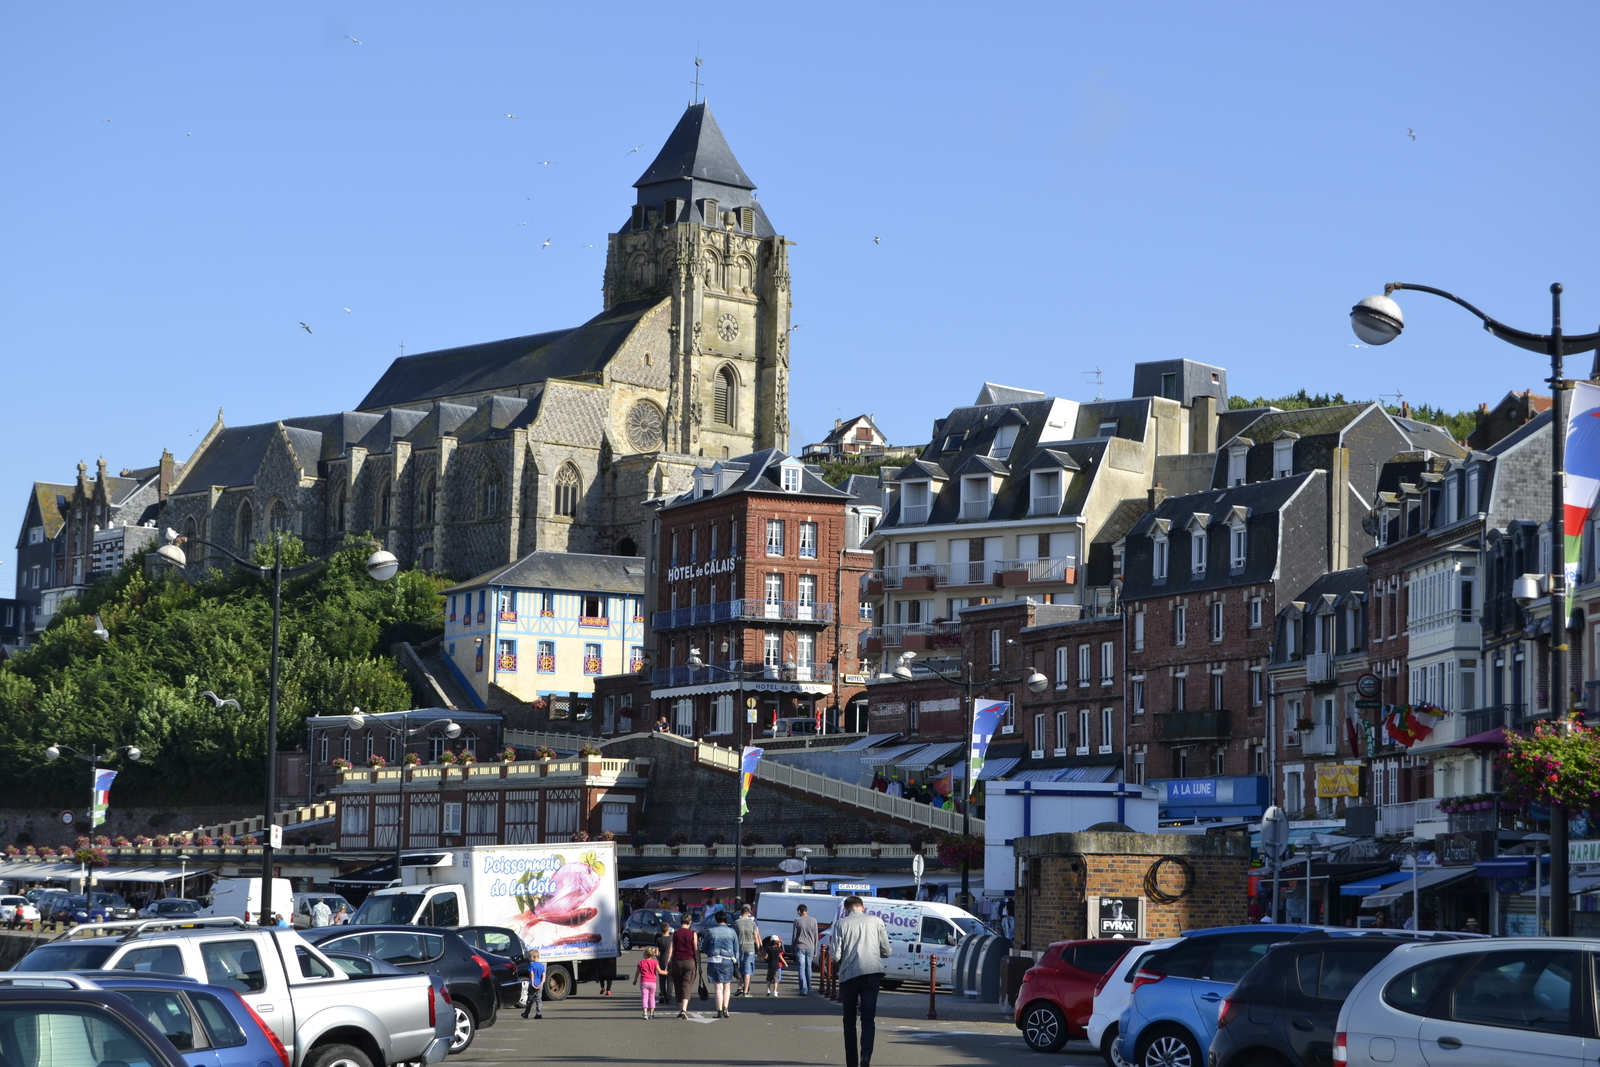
[654,921,677,1003]
[311,898,332,928]
[792,903,818,995]
[668,914,699,1019]
[634,946,662,1019]
[762,934,786,996]
[732,904,761,998]
[702,911,740,1018]
[521,949,545,1019]
[829,895,891,1067]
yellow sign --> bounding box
[1316,763,1361,798]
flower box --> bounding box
[579,616,610,628]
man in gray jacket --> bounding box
[792,903,819,995]
[828,896,891,1067]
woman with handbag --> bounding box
[668,914,700,1019]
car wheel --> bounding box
[620,933,632,951]
[448,1004,477,1054]
[305,1044,374,1067]
[1102,1023,1131,1067]
[543,964,572,1001]
[1138,1027,1201,1067]
[1020,1001,1067,1053]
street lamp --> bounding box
[155,529,400,926]
[1350,281,1600,937]
[687,644,753,901]
[46,741,141,891]
[348,709,460,882]
[893,646,1048,908]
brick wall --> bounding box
[1013,830,1250,950]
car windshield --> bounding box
[352,893,424,925]
[91,894,128,907]
[13,943,116,971]
[951,917,984,938]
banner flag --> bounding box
[739,746,763,816]
[1563,381,1600,624]
[91,768,118,829]
[968,699,1009,798]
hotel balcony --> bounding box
[650,660,835,688]
[652,598,835,631]
[1155,708,1231,742]
[992,556,1077,588]
[1304,651,1336,685]
[880,555,1077,591]
[859,627,883,655]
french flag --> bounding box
[94,768,118,809]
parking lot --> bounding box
[454,962,1104,1066]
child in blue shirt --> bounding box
[521,949,545,1019]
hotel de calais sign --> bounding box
[666,555,740,583]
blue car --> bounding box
[1118,924,1320,1067]
[93,975,290,1067]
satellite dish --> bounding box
[778,858,806,874]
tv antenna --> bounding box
[1082,367,1104,401]
[1378,389,1404,407]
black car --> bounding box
[302,924,497,1054]
[0,986,192,1067]
[1208,934,1415,1067]
[456,925,529,1007]
[620,908,681,950]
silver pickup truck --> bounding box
[14,918,450,1067]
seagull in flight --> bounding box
[299,322,313,334]
[541,237,552,248]
[1347,343,1368,349]
[505,113,518,119]
[873,235,881,245]
[345,34,361,45]
[199,690,242,710]
[626,144,643,154]
[91,615,110,642]
[343,307,352,313]
[536,160,555,166]
[1407,128,1416,141]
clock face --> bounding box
[626,400,663,451]
[716,312,739,343]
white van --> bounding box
[757,891,986,989]
[198,877,295,924]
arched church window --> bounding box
[481,469,503,519]
[555,464,581,519]
[377,480,391,528]
[713,366,737,428]
[332,484,347,533]
[421,476,437,524]
[268,499,290,536]
[236,499,254,553]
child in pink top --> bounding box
[634,946,661,1019]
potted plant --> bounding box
[534,745,556,760]
[439,750,458,766]
[241,834,257,846]
[456,749,477,766]
[600,829,617,842]
[195,835,215,848]
[741,831,759,853]
[220,835,236,847]
[936,833,983,869]
[668,831,688,854]
[868,828,888,855]
[784,831,804,851]
[573,830,592,842]
[331,757,353,771]
[112,835,130,848]
[500,746,518,762]
[824,830,844,855]
[1295,717,1315,731]
[403,751,421,767]
[367,754,388,769]
[705,832,727,851]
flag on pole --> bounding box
[967,699,1009,797]
[1563,381,1600,623]
[739,745,763,816]
[91,768,118,829]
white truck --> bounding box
[756,890,986,990]
[352,843,619,1000]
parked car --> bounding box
[1088,938,1181,1067]
[456,925,530,1007]
[0,894,41,926]
[302,923,499,1053]
[1119,924,1323,1067]
[141,898,205,919]
[620,909,681,950]
[1208,934,1416,1067]
[1334,936,1593,1066]
[292,892,354,928]
[14,918,451,1067]
[91,891,139,920]
[1016,938,1148,1053]
[26,887,68,908]
[0,970,292,1067]
[47,894,110,926]
[0,986,192,1067]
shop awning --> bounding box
[836,733,900,752]
[1474,856,1548,879]
[1452,728,1507,749]
[649,870,779,893]
[92,866,190,883]
[1361,866,1476,908]
[860,743,926,764]
[950,756,1020,783]
[618,871,696,890]
[1339,870,1413,897]
[0,861,82,883]
[895,741,964,767]
[1520,873,1600,897]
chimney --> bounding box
[1190,395,1218,454]
[1401,401,1410,418]
[159,449,175,502]
[834,418,842,431]
[1148,483,1167,509]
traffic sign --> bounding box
[1356,673,1381,699]
[911,854,925,880]
[747,709,758,724]
[746,697,758,709]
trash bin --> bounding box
[1004,952,1033,1005]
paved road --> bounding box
[458,979,1106,1066]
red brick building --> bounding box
[647,451,876,741]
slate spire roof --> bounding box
[634,103,754,191]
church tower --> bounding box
[604,104,790,458]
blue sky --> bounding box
[7,2,1600,591]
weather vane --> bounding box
[691,51,703,105]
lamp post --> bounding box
[156,529,400,926]
[44,741,141,828]
[347,709,460,882]
[893,647,1049,909]
[1351,282,1600,938]
[687,644,752,902]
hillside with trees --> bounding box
[0,536,446,807]
[1229,389,1476,443]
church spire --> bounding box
[623,103,772,237]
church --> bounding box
[157,103,792,579]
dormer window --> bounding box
[961,476,992,521]
[1272,438,1295,478]
[664,197,683,222]
[1191,528,1207,577]
[1229,519,1248,572]
[1030,470,1062,516]
[1227,443,1248,487]
[1376,506,1396,547]
[701,198,719,226]
[991,424,1019,460]
[1443,475,1458,524]
[1098,419,1118,437]
[1466,467,1480,514]
[901,481,932,524]
[739,206,754,232]
[1152,530,1169,583]
[942,431,966,452]
[780,462,802,493]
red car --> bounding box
[1015,938,1146,1053]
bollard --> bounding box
[927,954,938,1020]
